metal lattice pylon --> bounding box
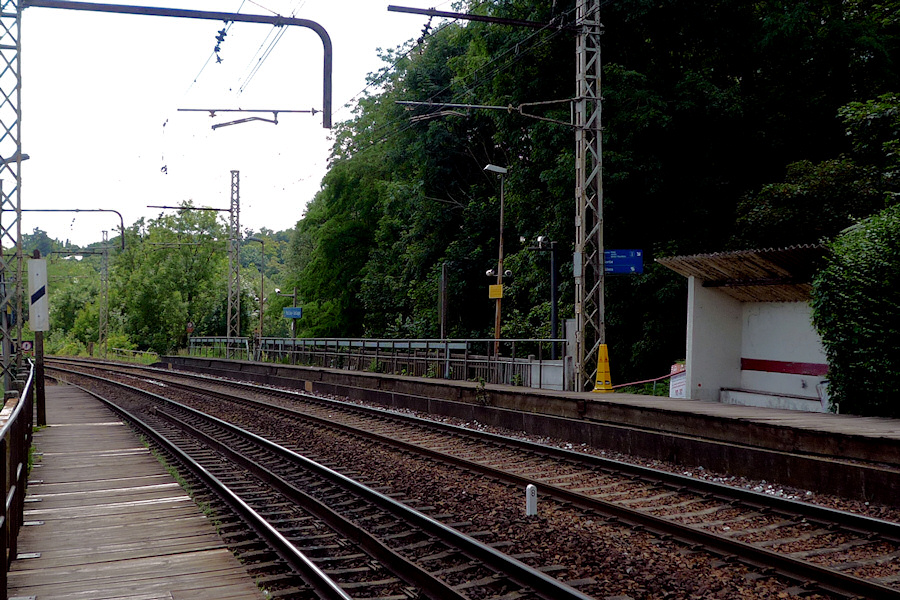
[0,0,23,390]
[226,170,240,357]
[574,0,604,390]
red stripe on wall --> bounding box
[741,358,828,376]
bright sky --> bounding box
[20,0,448,246]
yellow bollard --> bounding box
[592,344,613,393]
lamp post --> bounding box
[528,236,560,359]
[246,237,265,341]
[275,287,299,338]
[484,164,508,357]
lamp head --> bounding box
[483,164,507,175]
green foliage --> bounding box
[734,92,900,248]
[111,206,230,353]
[22,227,60,257]
[733,158,886,247]
[107,332,136,352]
[24,0,900,393]
[811,204,900,417]
[71,302,99,346]
[282,0,900,383]
[26,209,293,353]
[617,381,671,397]
[47,259,99,333]
[45,331,88,357]
[840,92,900,168]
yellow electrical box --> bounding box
[489,284,504,299]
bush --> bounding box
[811,204,900,417]
[45,332,88,357]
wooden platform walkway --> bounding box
[8,383,264,600]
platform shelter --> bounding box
[658,245,831,412]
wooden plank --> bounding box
[8,384,265,600]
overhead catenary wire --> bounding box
[337,8,578,159]
[359,0,626,147]
[239,25,289,92]
[237,0,307,94]
[334,0,624,174]
[332,0,459,121]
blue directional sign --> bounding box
[604,249,643,274]
[282,307,304,319]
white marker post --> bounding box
[525,484,537,516]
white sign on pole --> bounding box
[29,258,49,332]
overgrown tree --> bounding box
[111,206,228,354]
[811,203,900,417]
[287,0,900,382]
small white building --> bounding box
[657,246,831,412]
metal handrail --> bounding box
[1,361,35,599]
[189,336,571,390]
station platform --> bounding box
[8,383,263,600]
[162,355,900,465]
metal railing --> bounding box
[189,337,571,390]
[109,347,160,364]
[186,337,252,361]
[1,361,34,598]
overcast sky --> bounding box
[19,0,449,245]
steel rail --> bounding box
[53,366,597,600]
[48,357,900,541]
[63,381,353,600]
[49,361,900,598]
[83,358,900,543]
[150,374,900,599]
[154,407,471,600]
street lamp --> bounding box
[527,236,560,359]
[275,287,299,338]
[246,237,265,340]
[484,164,508,356]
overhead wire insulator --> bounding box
[214,22,230,63]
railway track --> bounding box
[49,362,596,600]
[49,359,900,599]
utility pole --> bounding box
[574,0,604,390]
[227,171,241,358]
[390,3,605,389]
[99,230,109,358]
[0,0,24,389]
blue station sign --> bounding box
[282,306,304,319]
[604,249,643,274]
